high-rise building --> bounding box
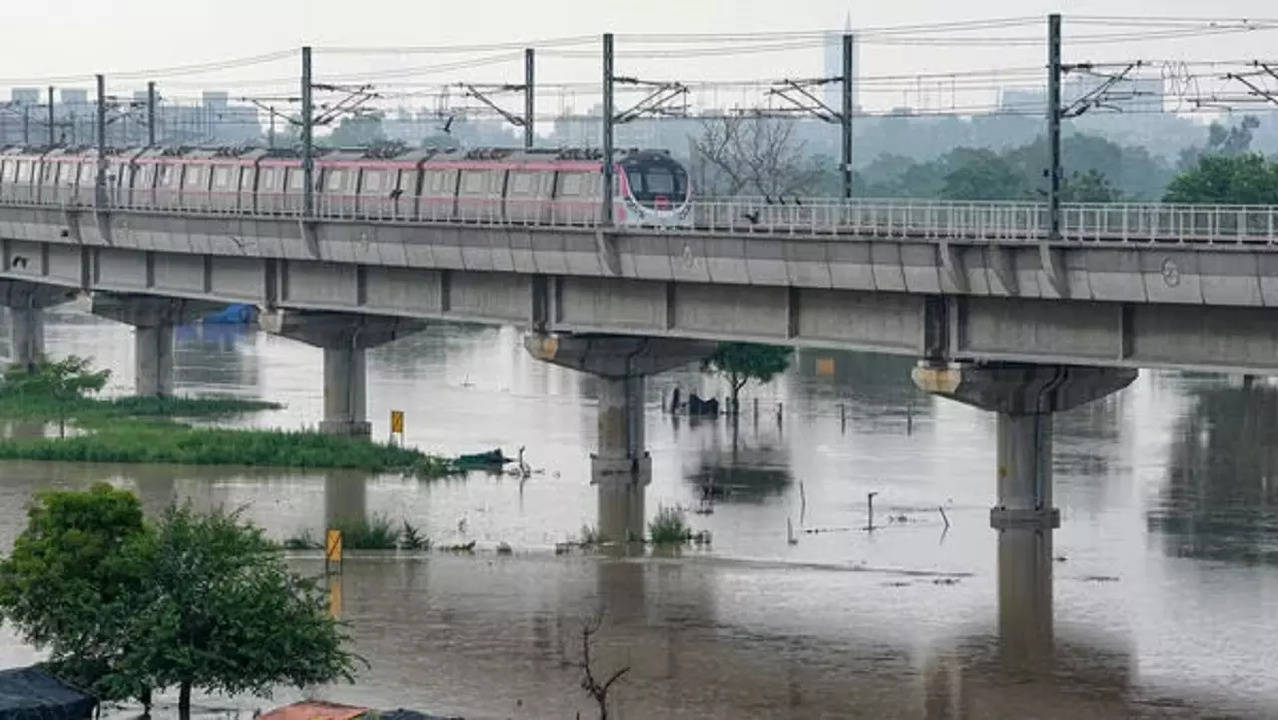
[823,11,860,113]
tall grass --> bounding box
[648,506,692,545]
[331,514,400,550]
[0,421,456,476]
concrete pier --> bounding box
[261,310,424,436]
[912,362,1137,529]
[525,333,713,541]
[0,281,77,371]
[90,294,222,396]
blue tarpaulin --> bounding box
[0,666,96,720]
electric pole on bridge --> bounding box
[95,74,106,207]
[21,106,28,146]
[841,33,855,200]
[524,48,535,149]
[46,86,54,147]
[601,33,615,225]
[301,46,314,218]
[147,81,157,146]
[1047,13,1062,242]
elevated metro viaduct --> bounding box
[1,202,1276,541]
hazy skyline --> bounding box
[4,1,1278,118]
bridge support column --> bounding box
[912,362,1137,530]
[90,294,222,396]
[261,310,424,437]
[0,281,77,371]
[524,333,714,542]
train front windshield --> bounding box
[623,156,688,210]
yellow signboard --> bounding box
[815,357,836,377]
[325,529,343,567]
[390,410,404,434]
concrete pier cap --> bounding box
[90,293,225,397]
[912,361,1138,530]
[0,280,79,371]
[262,309,426,436]
[524,332,716,495]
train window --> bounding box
[558,173,582,196]
[259,167,277,190]
[212,166,234,189]
[185,165,206,190]
[40,162,56,184]
[326,169,345,191]
[509,172,534,195]
[288,168,305,191]
[362,170,385,193]
[461,170,488,194]
[240,167,256,190]
[17,161,32,182]
[61,163,78,184]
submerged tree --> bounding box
[701,342,794,415]
[0,355,109,437]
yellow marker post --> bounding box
[815,356,836,377]
[325,528,343,575]
[389,410,405,445]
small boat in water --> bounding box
[454,448,512,469]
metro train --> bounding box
[0,145,693,226]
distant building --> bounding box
[998,76,1164,116]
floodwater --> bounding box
[1,309,1276,719]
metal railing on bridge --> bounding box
[4,184,1278,246]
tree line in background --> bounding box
[692,113,1278,205]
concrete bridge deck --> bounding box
[0,197,1276,375]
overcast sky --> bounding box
[3,1,1277,113]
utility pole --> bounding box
[841,33,854,200]
[22,106,29,145]
[147,81,157,146]
[301,45,314,217]
[46,86,54,147]
[601,33,614,225]
[524,48,535,149]
[269,106,276,148]
[1047,13,1062,241]
[96,74,106,206]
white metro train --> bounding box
[0,145,693,226]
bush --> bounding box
[648,506,692,545]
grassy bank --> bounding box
[0,392,282,422]
[0,358,456,477]
[0,418,454,476]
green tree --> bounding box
[326,112,386,147]
[1061,169,1121,203]
[109,505,360,719]
[1,355,110,437]
[938,149,1024,201]
[1163,153,1278,205]
[0,484,150,697]
[701,342,794,414]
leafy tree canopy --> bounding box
[0,484,149,688]
[1163,153,1278,205]
[702,343,794,411]
[104,505,360,717]
[0,489,360,719]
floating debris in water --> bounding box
[496,542,513,555]
[1083,575,1120,583]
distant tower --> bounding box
[823,11,860,112]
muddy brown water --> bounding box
[0,311,1275,718]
